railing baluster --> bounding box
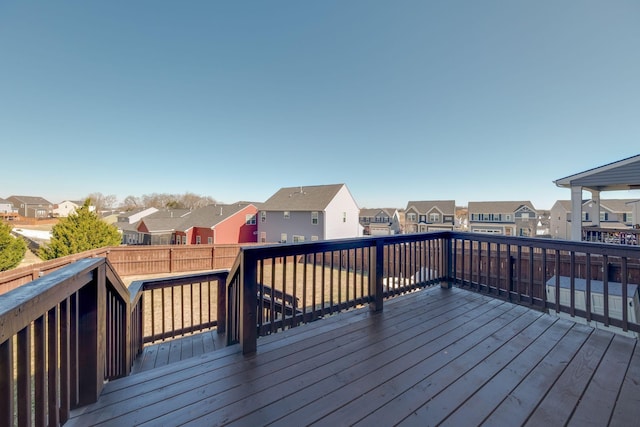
[35,315,46,426]
[17,326,31,425]
[48,306,60,426]
[0,337,12,426]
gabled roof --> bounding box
[138,217,183,233]
[8,195,52,205]
[405,200,456,215]
[468,201,536,213]
[554,154,640,191]
[261,184,345,211]
[359,208,397,218]
[178,203,256,230]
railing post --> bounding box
[217,275,227,335]
[369,239,384,312]
[75,266,106,406]
[441,235,453,289]
[240,252,257,354]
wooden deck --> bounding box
[68,286,640,426]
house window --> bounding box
[311,211,318,225]
[284,211,290,219]
[582,212,590,221]
[343,212,346,223]
[196,236,201,244]
[293,235,305,243]
[311,235,318,241]
[625,213,633,223]
[419,215,426,223]
[407,213,417,222]
[261,211,267,223]
[182,236,186,244]
[280,233,287,243]
[521,213,530,219]
[600,212,609,221]
[429,213,440,223]
[260,232,266,243]
[208,237,213,244]
[246,214,256,225]
[505,214,512,221]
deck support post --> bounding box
[441,234,453,289]
[240,252,258,354]
[370,239,384,312]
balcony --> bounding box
[2,232,640,425]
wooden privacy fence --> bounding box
[0,244,242,295]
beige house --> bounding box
[550,199,636,240]
[467,201,537,236]
[404,200,456,233]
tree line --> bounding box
[87,192,217,213]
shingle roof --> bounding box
[260,184,345,211]
[405,200,456,215]
[468,201,536,213]
[178,203,256,230]
[8,195,52,205]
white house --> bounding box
[257,184,361,243]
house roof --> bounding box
[467,201,536,213]
[405,200,456,215]
[8,195,52,205]
[178,203,256,230]
[554,154,640,191]
[359,208,397,217]
[260,184,345,211]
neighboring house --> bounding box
[536,210,551,237]
[467,201,537,236]
[359,208,401,235]
[257,184,361,243]
[133,205,259,246]
[116,207,159,244]
[136,209,192,245]
[404,200,456,233]
[550,199,636,240]
[174,203,259,245]
[6,195,53,218]
[0,198,18,220]
[52,200,96,217]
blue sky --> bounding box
[1,1,639,210]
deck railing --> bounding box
[229,231,640,353]
[2,231,640,424]
[227,233,449,353]
[0,258,227,426]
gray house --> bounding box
[257,184,361,243]
[116,207,159,244]
[404,200,456,233]
[468,201,537,236]
[7,195,53,218]
[359,208,401,235]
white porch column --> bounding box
[591,190,601,227]
[571,186,583,241]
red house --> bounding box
[175,203,259,245]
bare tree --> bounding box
[86,192,118,213]
[122,195,141,211]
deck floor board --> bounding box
[68,286,640,427]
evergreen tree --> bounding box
[39,200,121,260]
[0,222,27,271]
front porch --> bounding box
[67,285,640,426]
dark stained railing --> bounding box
[226,233,449,353]
[0,259,227,426]
[228,232,640,354]
[0,258,129,426]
